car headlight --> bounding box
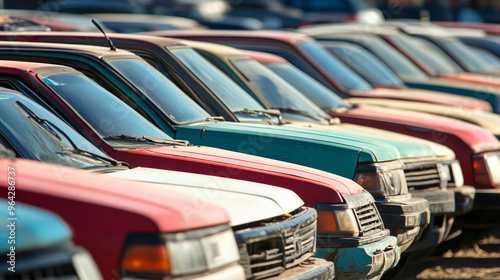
[120,226,239,278]
[473,152,500,188]
[315,204,360,237]
[354,161,408,198]
[438,160,464,188]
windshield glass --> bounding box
[340,37,429,80]
[266,62,348,112]
[107,58,211,123]
[0,93,111,169]
[232,59,331,121]
[468,46,500,69]
[327,42,405,88]
[445,40,497,73]
[298,41,373,91]
[42,73,170,140]
[390,35,462,76]
[170,48,265,112]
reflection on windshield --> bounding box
[107,58,211,123]
[232,59,332,120]
[446,40,497,73]
[266,62,348,112]
[298,41,373,91]
[171,48,264,112]
[327,42,405,88]
[390,35,462,76]
[43,73,170,140]
[0,94,111,169]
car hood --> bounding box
[108,167,304,226]
[341,102,500,154]
[281,121,448,159]
[346,98,500,138]
[118,145,363,199]
[350,87,491,110]
[2,159,229,232]
[0,200,71,253]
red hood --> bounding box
[350,87,492,110]
[116,145,364,205]
[341,105,500,153]
[441,73,500,88]
[1,158,228,232]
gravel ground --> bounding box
[416,227,500,280]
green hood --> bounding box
[174,122,438,179]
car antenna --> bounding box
[91,19,116,51]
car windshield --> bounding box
[340,37,429,81]
[389,35,463,76]
[445,39,498,73]
[265,62,349,112]
[170,48,265,112]
[0,93,112,169]
[41,72,170,141]
[107,57,211,123]
[327,42,405,88]
[298,41,373,91]
[231,59,332,122]
[468,45,500,69]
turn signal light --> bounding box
[121,244,171,274]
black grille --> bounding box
[355,202,384,235]
[404,163,441,190]
[4,262,78,280]
[235,207,317,279]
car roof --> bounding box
[0,59,78,73]
[242,50,287,64]
[179,39,248,58]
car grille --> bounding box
[355,202,384,235]
[3,263,78,280]
[403,162,442,191]
[234,207,317,280]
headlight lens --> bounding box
[473,152,500,188]
[120,226,239,278]
[354,161,408,198]
[315,205,360,237]
[438,160,464,188]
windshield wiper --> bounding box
[16,101,120,167]
[271,106,339,124]
[233,108,284,123]
[103,135,189,146]
[205,116,225,122]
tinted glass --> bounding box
[0,93,111,168]
[468,46,500,69]
[298,41,373,91]
[107,58,211,123]
[232,59,331,120]
[42,73,170,140]
[390,35,462,75]
[171,48,264,112]
[327,42,405,88]
[266,62,347,111]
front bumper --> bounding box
[449,185,476,216]
[376,195,430,252]
[265,258,335,280]
[124,264,246,280]
[315,235,400,280]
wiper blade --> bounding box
[233,108,282,118]
[16,101,119,167]
[103,135,189,146]
[205,116,225,122]
[271,106,335,123]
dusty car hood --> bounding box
[339,102,500,154]
[346,97,500,138]
[108,167,305,226]
[350,87,491,110]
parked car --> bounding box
[323,41,500,138]
[300,24,500,113]
[0,88,336,280]
[149,30,492,112]
[249,50,500,233]
[0,198,103,279]
[0,40,416,279]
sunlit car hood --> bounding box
[108,167,305,226]
[346,97,500,139]
[350,87,491,110]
